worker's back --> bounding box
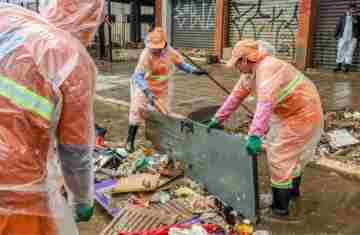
[0,3,96,230]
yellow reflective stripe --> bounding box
[150,75,168,81]
[276,73,305,103]
[271,179,293,189]
[292,167,302,178]
[0,75,54,121]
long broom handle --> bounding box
[181,52,254,117]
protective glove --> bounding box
[207,117,223,131]
[143,88,155,106]
[246,135,262,157]
[75,202,94,223]
[192,69,209,76]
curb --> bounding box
[310,157,360,182]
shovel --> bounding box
[181,52,254,118]
[154,98,186,120]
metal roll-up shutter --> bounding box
[171,0,216,49]
[313,0,360,70]
[228,0,299,62]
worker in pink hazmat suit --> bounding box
[208,39,323,220]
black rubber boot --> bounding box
[261,187,302,224]
[125,125,138,153]
[290,175,302,199]
[344,64,350,73]
[272,187,291,216]
[333,63,342,72]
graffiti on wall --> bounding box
[230,0,298,59]
[173,0,215,30]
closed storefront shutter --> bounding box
[228,0,299,62]
[171,0,216,49]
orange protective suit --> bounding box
[129,46,187,125]
[215,40,323,189]
[0,0,104,234]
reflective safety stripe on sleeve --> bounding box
[0,75,54,121]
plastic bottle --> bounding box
[235,219,253,235]
[140,141,153,156]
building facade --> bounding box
[155,0,360,71]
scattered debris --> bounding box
[158,192,171,204]
[100,206,177,235]
[314,109,360,166]
[95,127,261,235]
[148,199,194,222]
[113,174,170,194]
[327,129,359,149]
[174,187,200,198]
[234,219,253,235]
[169,224,209,235]
[253,231,271,235]
[259,193,273,210]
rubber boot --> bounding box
[272,187,291,216]
[333,63,342,72]
[344,64,350,73]
[261,187,302,224]
[290,175,302,199]
[125,125,138,153]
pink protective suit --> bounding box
[215,55,323,189]
[0,0,104,234]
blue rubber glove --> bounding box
[75,202,94,223]
[246,135,262,157]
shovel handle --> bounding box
[180,52,254,118]
[154,99,169,115]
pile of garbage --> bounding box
[93,125,265,235]
[317,109,360,165]
[179,48,210,58]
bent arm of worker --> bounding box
[248,101,274,137]
[248,63,283,137]
[57,60,96,208]
[133,72,149,91]
[169,47,193,74]
[176,62,194,74]
[214,76,251,124]
[133,49,155,103]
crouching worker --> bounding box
[0,0,104,234]
[207,39,323,220]
[126,27,208,153]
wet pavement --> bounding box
[85,62,360,235]
[309,71,360,111]
[256,154,360,235]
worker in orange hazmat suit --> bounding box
[0,0,104,234]
[208,39,323,220]
[126,27,208,153]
